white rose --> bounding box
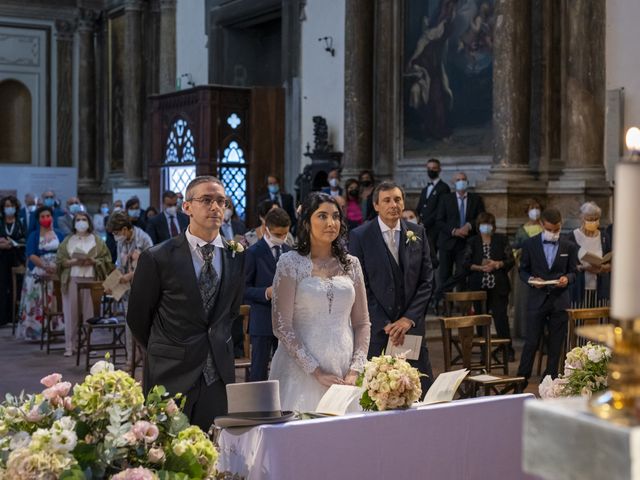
[587,348,603,363]
[51,430,77,453]
[9,432,30,451]
[90,360,115,375]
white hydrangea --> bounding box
[90,360,115,375]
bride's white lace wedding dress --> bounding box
[268,251,371,411]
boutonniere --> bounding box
[405,230,421,245]
[226,239,245,258]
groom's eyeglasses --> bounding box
[189,196,231,209]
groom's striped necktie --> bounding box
[199,244,219,385]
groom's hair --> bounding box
[373,181,405,204]
[185,175,224,201]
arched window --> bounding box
[0,79,31,164]
[162,118,196,196]
[219,138,247,221]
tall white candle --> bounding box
[611,161,640,318]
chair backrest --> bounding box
[444,291,487,316]
[566,307,610,350]
[240,304,251,358]
[440,314,492,372]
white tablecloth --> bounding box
[217,394,536,480]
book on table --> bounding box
[580,251,612,267]
[314,385,364,416]
[415,369,469,406]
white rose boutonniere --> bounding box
[227,239,245,258]
[405,230,421,245]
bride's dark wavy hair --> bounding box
[296,192,351,272]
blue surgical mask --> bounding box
[455,180,468,191]
[479,224,493,235]
[101,207,109,215]
[268,185,280,195]
[128,209,141,218]
[27,205,37,213]
[4,207,16,217]
[69,204,82,214]
[43,198,55,208]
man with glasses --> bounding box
[128,175,245,432]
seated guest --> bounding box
[516,208,578,383]
[244,207,292,381]
[321,168,343,198]
[0,195,26,325]
[125,196,147,231]
[146,190,189,245]
[17,206,65,341]
[56,212,113,356]
[220,200,247,241]
[58,197,84,236]
[566,201,611,307]
[464,212,515,360]
[343,179,363,230]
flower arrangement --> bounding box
[539,342,611,399]
[356,355,424,411]
[0,359,220,479]
[405,231,420,245]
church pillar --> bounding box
[343,0,374,179]
[123,0,144,185]
[158,0,176,94]
[54,20,74,167]
[77,8,97,184]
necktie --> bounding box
[169,216,178,237]
[385,230,399,265]
[459,197,466,228]
[273,245,281,261]
[198,244,220,385]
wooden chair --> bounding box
[443,291,511,374]
[566,306,611,352]
[41,279,65,354]
[11,265,25,335]
[76,281,127,371]
[234,305,251,381]
[440,315,526,397]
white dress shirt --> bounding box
[185,227,224,279]
[378,216,401,261]
[426,177,441,198]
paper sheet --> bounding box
[528,279,560,286]
[315,385,363,416]
[71,249,91,260]
[469,374,502,382]
[102,269,129,301]
[386,334,422,360]
[417,369,469,406]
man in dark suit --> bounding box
[257,174,296,229]
[435,171,485,295]
[145,190,190,245]
[350,181,434,394]
[244,207,291,381]
[127,176,245,432]
[19,193,36,232]
[516,208,578,382]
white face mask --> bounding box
[329,178,339,188]
[224,209,233,222]
[542,229,560,243]
[528,208,541,221]
[114,234,126,243]
[165,206,177,216]
[75,220,89,233]
[267,228,286,246]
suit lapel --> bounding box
[173,235,206,324]
[258,238,277,269]
[531,235,550,272]
[550,240,566,272]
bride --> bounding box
[269,192,370,411]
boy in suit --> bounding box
[516,208,578,383]
[244,207,292,381]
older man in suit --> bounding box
[517,208,578,383]
[128,176,245,432]
[145,190,190,245]
[244,207,291,381]
[350,181,434,394]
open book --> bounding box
[102,269,129,301]
[528,278,560,286]
[385,334,422,360]
[71,249,92,260]
[580,251,612,267]
[314,385,363,416]
[415,369,469,406]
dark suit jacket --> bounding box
[463,234,515,296]
[244,238,290,336]
[436,192,485,251]
[258,192,296,227]
[127,233,245,395]
[349,218,433,343]
[145,211,190,245]
[519,233,578,310]
[415,180,451,234]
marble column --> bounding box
[343,0,373,179]
[158,0,176,94]
[77,8,97,183]
[55,20,74,167]
[123,0,144,184]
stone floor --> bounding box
[0,322,542,398]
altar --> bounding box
[217,394,537,480]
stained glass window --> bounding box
[163,118,196,196]
[166,165,196,197]
[227,113,241,129]
[219,141,247,220]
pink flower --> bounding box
[131,421,159,443]
[25,407,44,423]
[63,397,75,411]
[52,382,72,398]
[111,467,157,480]
[40,373,62,388]
[165,399,179,416]
[42,386,59,401]
[147,447,165,464]
[123,431,138,445]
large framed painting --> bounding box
[108,11,125,171]
[403,0,495,156]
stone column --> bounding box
[343,0,374,179]
[77,8,97,183]
[123,0,144,184]
[55,20,74,167]
[158,0,177,93]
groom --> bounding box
[350,181,434,394]
[127,176,245,432]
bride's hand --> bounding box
[343,370,359,385]
[312,368,344,387]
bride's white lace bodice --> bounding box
[271,251,371,375]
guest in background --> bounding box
[0,195,26,325]
[58,197,84,236]
[93,203,110,240]
[343,179,363,230]
[125,196,146,231]
[416,158,450,263]
[358,170,376,221]
[258,174,297,228]
[144,206,158,221]
[566,201,611,307]
[244,208,292,381]
[402,208,419,224]
[220,200,247,241]
[146,190,190,245]
[321,169,343,198]
[513,199,544,249]
[516,208,578,382]
[112,199,124,213]
[176,192,184,212]
[245,199,295,248]
[56,212,113,356]
[28,191,64,233]
[464,212,515,360]
[19,193,36,232]
[17,206,65,341]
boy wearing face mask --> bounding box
[244,208,292,381]
[516,208,578,385]
[125,196,147,232]
[146,191,190,245]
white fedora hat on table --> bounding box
[214,380,295,428]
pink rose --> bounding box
[123,431,138,445]
[52,382,72,398]
[165,399,179,416]
[111,467,156,480]
[25,407,44,423]
[42,386,59,401]
[131,421,159,443]
[63,397,75,411]
[40,373,62,388]
[147,447,165,464]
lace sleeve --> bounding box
[271,253,320,374]
[349,256,371,372]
